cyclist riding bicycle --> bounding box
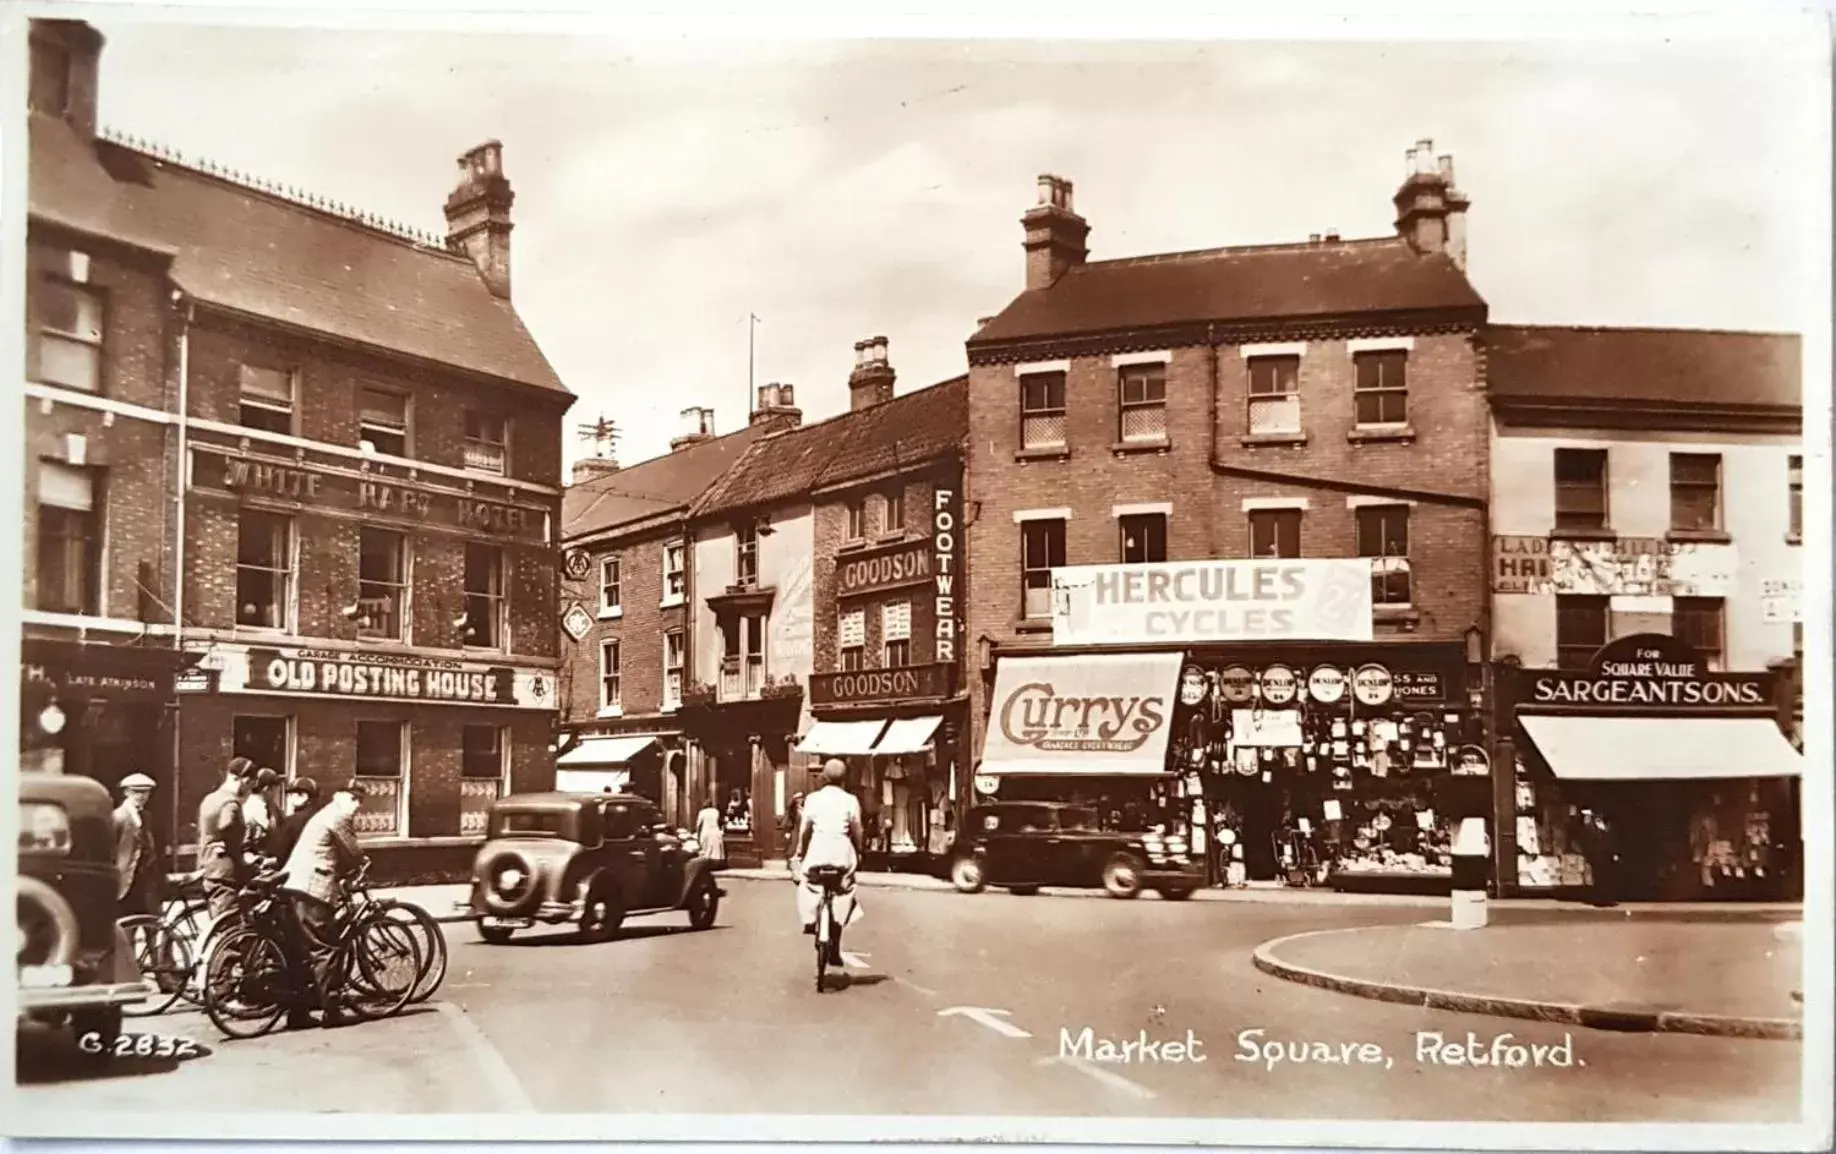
[277,780,371,1029]
[791,759,864,966]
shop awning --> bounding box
[978,651,1182,776]
[873,716,944,756]
[1519,715,1803,781]
[556,769,629,794]
[556,735,658,768]
[797,719,889,757]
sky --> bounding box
[71,10,1828,469]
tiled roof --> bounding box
[562,418,792,540]
[692,376,968,520]
[970,237,1485,346]
[1487,325,1801,409]
[28,114,566,394]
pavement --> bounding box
[12,879,1804,1127]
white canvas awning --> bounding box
[556,735,658,768]
[796,719,888,757]
[1518,714,1802,781]
[555,769,629,794]
[873,716,944,756]
[978,651,1182,776]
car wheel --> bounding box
[70,1007,122,1067]
[478,850,538,915]
[1158,886,1194,901]
[577,886,624,944]
[950,856,986,894]
[1102,853,1145,899]
[476,919,516,945]
[685,878,720,930]
[1008,885,1040,896]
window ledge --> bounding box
[1347,425,1416,445]
[1240,433,1309,448]
[1548,526,1617,542]
[875,531,910,545]
[597,607,623,621]
[1014,618,1054,635]
[596,707,624,719]
[1111,438,1172,456]
[1015,446,1071,463]
[837,539,870,554]
[659,596,686,609]
[1665,528,1733,544]
[1373,605,1422,627]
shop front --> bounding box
[800,661,968,870]
[1499,633,1802,902]
[554,732,677,812]
[20,635,201,854]
[175,641,558,882]
[974,650,1187,843]
[679,690,803,867]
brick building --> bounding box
[962,142,1493,889]
[21,19,574,882]
[685,344,968,867]
[555,402,798,828]
[1484,325,1803,900]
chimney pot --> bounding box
[1437,155,1455,184]
[1324,228,1340,242]
[1308,233,1321,244]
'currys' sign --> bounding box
[979,652,1183,775]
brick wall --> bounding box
[558,527,685,726]
[811,471,950,672]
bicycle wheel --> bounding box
[378,901,448,1004]
[200,926,290,1039]
[341,914,422,1022]
[119,914,190,1017]
[164,900,212,1005]
[814,897,829,993]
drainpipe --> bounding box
[1205,323,1221,556]
[169,293,194,863]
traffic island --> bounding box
[1253,921,1803,1040]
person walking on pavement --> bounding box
[792,759,865,967]
[695,795,726,866]
[112,773,161,916]
[268,777,321,865]
[198,757,257,919]
[1581,808,1621,908]
[279,781,370,1029]
[781,792,805,871]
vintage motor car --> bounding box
[948,800,1205,900]
[18,771,147,1058]
[468,792,723,943]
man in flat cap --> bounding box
[280,780,371,1027]
[113,773,161,916]
[198,756,258,919]
[268,776,321,865]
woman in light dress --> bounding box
[694,796,726,865]
[793,759,864,963]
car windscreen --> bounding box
[1057,807,1103,833]
[491,809,577,839]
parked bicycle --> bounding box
[118,871,218,1017]
[344,873,448,1004]
[198,867,421,1038]
[807,865,848,993]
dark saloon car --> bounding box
[948,801,1204,900]
[468,792,723,943]
[18,771,147,1058]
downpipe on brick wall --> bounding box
[170,292,194,853]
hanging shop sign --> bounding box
[562,603,594,642]
[1258,664,1298,705]
[1178,665,1211,707]
[810,662,952,707]
[1352,664,1395,706]
[1049,558,1374,647]
[973,774,1001,797]
[563,550,593,581]
[1491,535,1736,598]
[1216,666,1256,704]
[178,643,555,709]
[1451,744,1491,776]
[979,652,1181,774]
[1307,665,1346,704]
[191,446,548,543]
[933,486,964,667]
[1516,633,1770,710]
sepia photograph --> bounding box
[3,1,1830,1148]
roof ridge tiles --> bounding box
[1490,322,1800,341]
[1084,234,1399,269]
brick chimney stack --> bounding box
[849,337,895,411]
[571,456,620,484]
[1022,174,1089,291]
[1393,138,1469,271]
[671,406,717,452]
[444,141,515,299]
[28,20,104,139]
[752,383,803,428]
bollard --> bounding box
[1450,815,1489,930]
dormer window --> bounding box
[358,389,409,457]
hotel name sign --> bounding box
[1491,535,1735,598]
[193,447,547,542]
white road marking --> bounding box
[937,1005,1032,1039]
[1036,1054,1157,1100]
[896,976,940,997]
[840,950,872,969]
[435,1000,536,1113]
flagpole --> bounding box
[747,312,759,422]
